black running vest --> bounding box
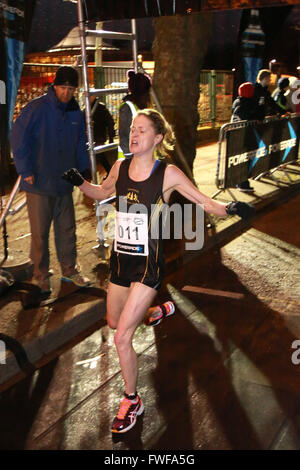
[111,157,167,286]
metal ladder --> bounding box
[77,0,138,255]
[76,1,196,252]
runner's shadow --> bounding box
[151,250,300,449]
[111,415,144,450]
[151,302,262,449]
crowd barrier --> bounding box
[213,113,300,199]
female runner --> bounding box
[63,109,253,433]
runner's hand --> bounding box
[62,168,84,186]
[81,168,92,182]
[225,201,255,220]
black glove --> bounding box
[81,168,92,182]
[225,201,255,220]
[62,168,84,186]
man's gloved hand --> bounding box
[62,168,84,186]
[225,201,255,220]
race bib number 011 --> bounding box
[114,211,149,256]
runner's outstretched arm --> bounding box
[163,165,254,219]
[62,160,122,201]
[163,165,227,216]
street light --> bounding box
[269,59,276,72]
[137,54,143,69]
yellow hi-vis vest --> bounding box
[118,100,139,159]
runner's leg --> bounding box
[106,281,130,329]
[114,282,157,395]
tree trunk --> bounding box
[152,12,213,171]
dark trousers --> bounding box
[26,192,77,281]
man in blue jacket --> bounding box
[11,66,91,294]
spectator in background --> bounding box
[118,70,152,159]
[231,82,258,192]
[90,96,116,174]
[284,77,299,112]
[272,77,291,113]
[92,97,115,147]
[231,82,258,123]
[10,66,91,295]
[253,69,282,120]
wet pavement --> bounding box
[0,142,300,449]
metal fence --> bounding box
[95,67,234,127]
[212,113,300,201]
[93,65,131,122]
[15,64,233,127]
[198,70,234,127]
[15,63,132,123]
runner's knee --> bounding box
[114,328,132,351]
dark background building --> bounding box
[27,0,300,74]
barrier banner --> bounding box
[225,116,300,187]
[0,0,36,193]
[0,1,36,131]
[240,9,265,85]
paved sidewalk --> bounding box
[1,194,300,450]
[0,140,300,395]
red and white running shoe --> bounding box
[111,395,144,433]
